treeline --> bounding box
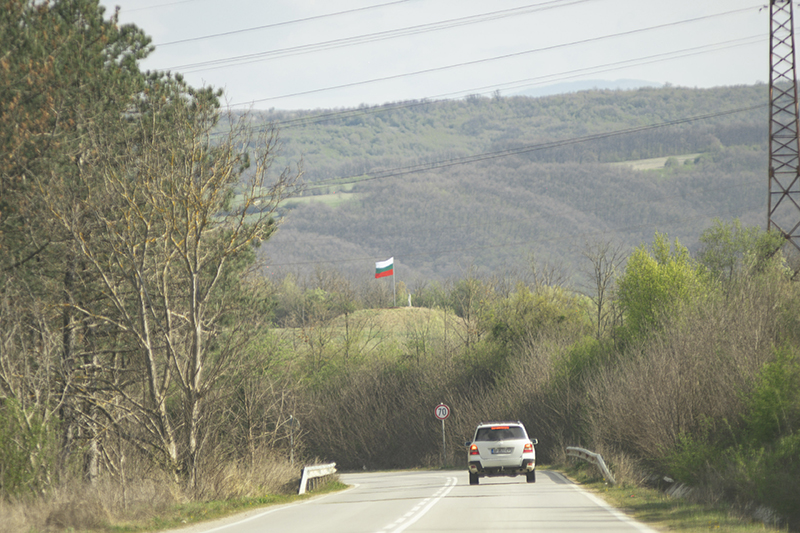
[266,221,800,528]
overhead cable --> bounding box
[228,5,759,106]
[264,35,764,130]
[169,0,593,70]
[299,104,765,191]
[156,0,414,46]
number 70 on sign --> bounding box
[435,404,450,420]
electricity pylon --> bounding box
[769,0,800,251]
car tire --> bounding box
[469,473,479,485]
[526,471,536,483]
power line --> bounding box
[297,103,765,191]
[266,104,767,254]
[263,35,763,130]
[227,5,759,106]
[169,0,594,71]
[254,102,765,263]
[210,35,762,146]
[155,0,414,46]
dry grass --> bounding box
[562,462,788,533]
[195,451,299,501]
[328,306,462,337]
[0,453,300,533]
[0,477,178,533]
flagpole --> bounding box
[393,264,396,307]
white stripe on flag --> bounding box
[376,257,393,269]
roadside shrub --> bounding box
[483,284,590,348]
[0,400,60,498]
[747,433,800,524]
[732,347,800,524]
[551,335,612,386]
[0,471,179,533]
[616,233,708,341]
[663,424,727,486]
[302,361,446,470]
[744,346,800,447]
[584,278,778,463]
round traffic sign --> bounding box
[435,403,450,420]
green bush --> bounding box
[744,346,800,446]
[663,425,724,486]
[734,348,800,523]
[0,400,60,497]
[751,433,800,521]
[551,335,609,386]
[616,233,708,339]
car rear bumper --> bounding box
[468,458,535,476]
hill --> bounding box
[252,84,768,285]
[512,78,663,98]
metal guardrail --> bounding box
[566,447,616,486]
[298,462,337,495]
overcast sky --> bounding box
[100,0,771,110]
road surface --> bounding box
[183,470,659,533]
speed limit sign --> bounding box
[435,403,450,420]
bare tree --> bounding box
[449,266,494,348]
[40,86,300,489]
[581,240,625,340]
[528,253,571,290]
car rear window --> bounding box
[475,426,526,441]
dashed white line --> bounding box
[375,477,457,533]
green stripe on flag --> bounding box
[375,257,393,278]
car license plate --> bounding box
[491,447,513,454]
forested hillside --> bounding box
[255,85,769,282]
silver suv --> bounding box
[466,421,537,485]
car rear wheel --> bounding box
[469,473,479,485]
[526,471,536,483]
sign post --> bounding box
[435,403,450,467]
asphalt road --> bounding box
[185,470,659,533]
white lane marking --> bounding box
[195,488,346,533]
[549,472,660,533]
[376,476,457,533]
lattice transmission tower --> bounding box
[769,0,800,251]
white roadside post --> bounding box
[435,403,450,467]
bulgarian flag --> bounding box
[375,257,394,279]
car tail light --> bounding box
[491,426,509,430]
[523,443,533,453]
[470,444,479,456]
